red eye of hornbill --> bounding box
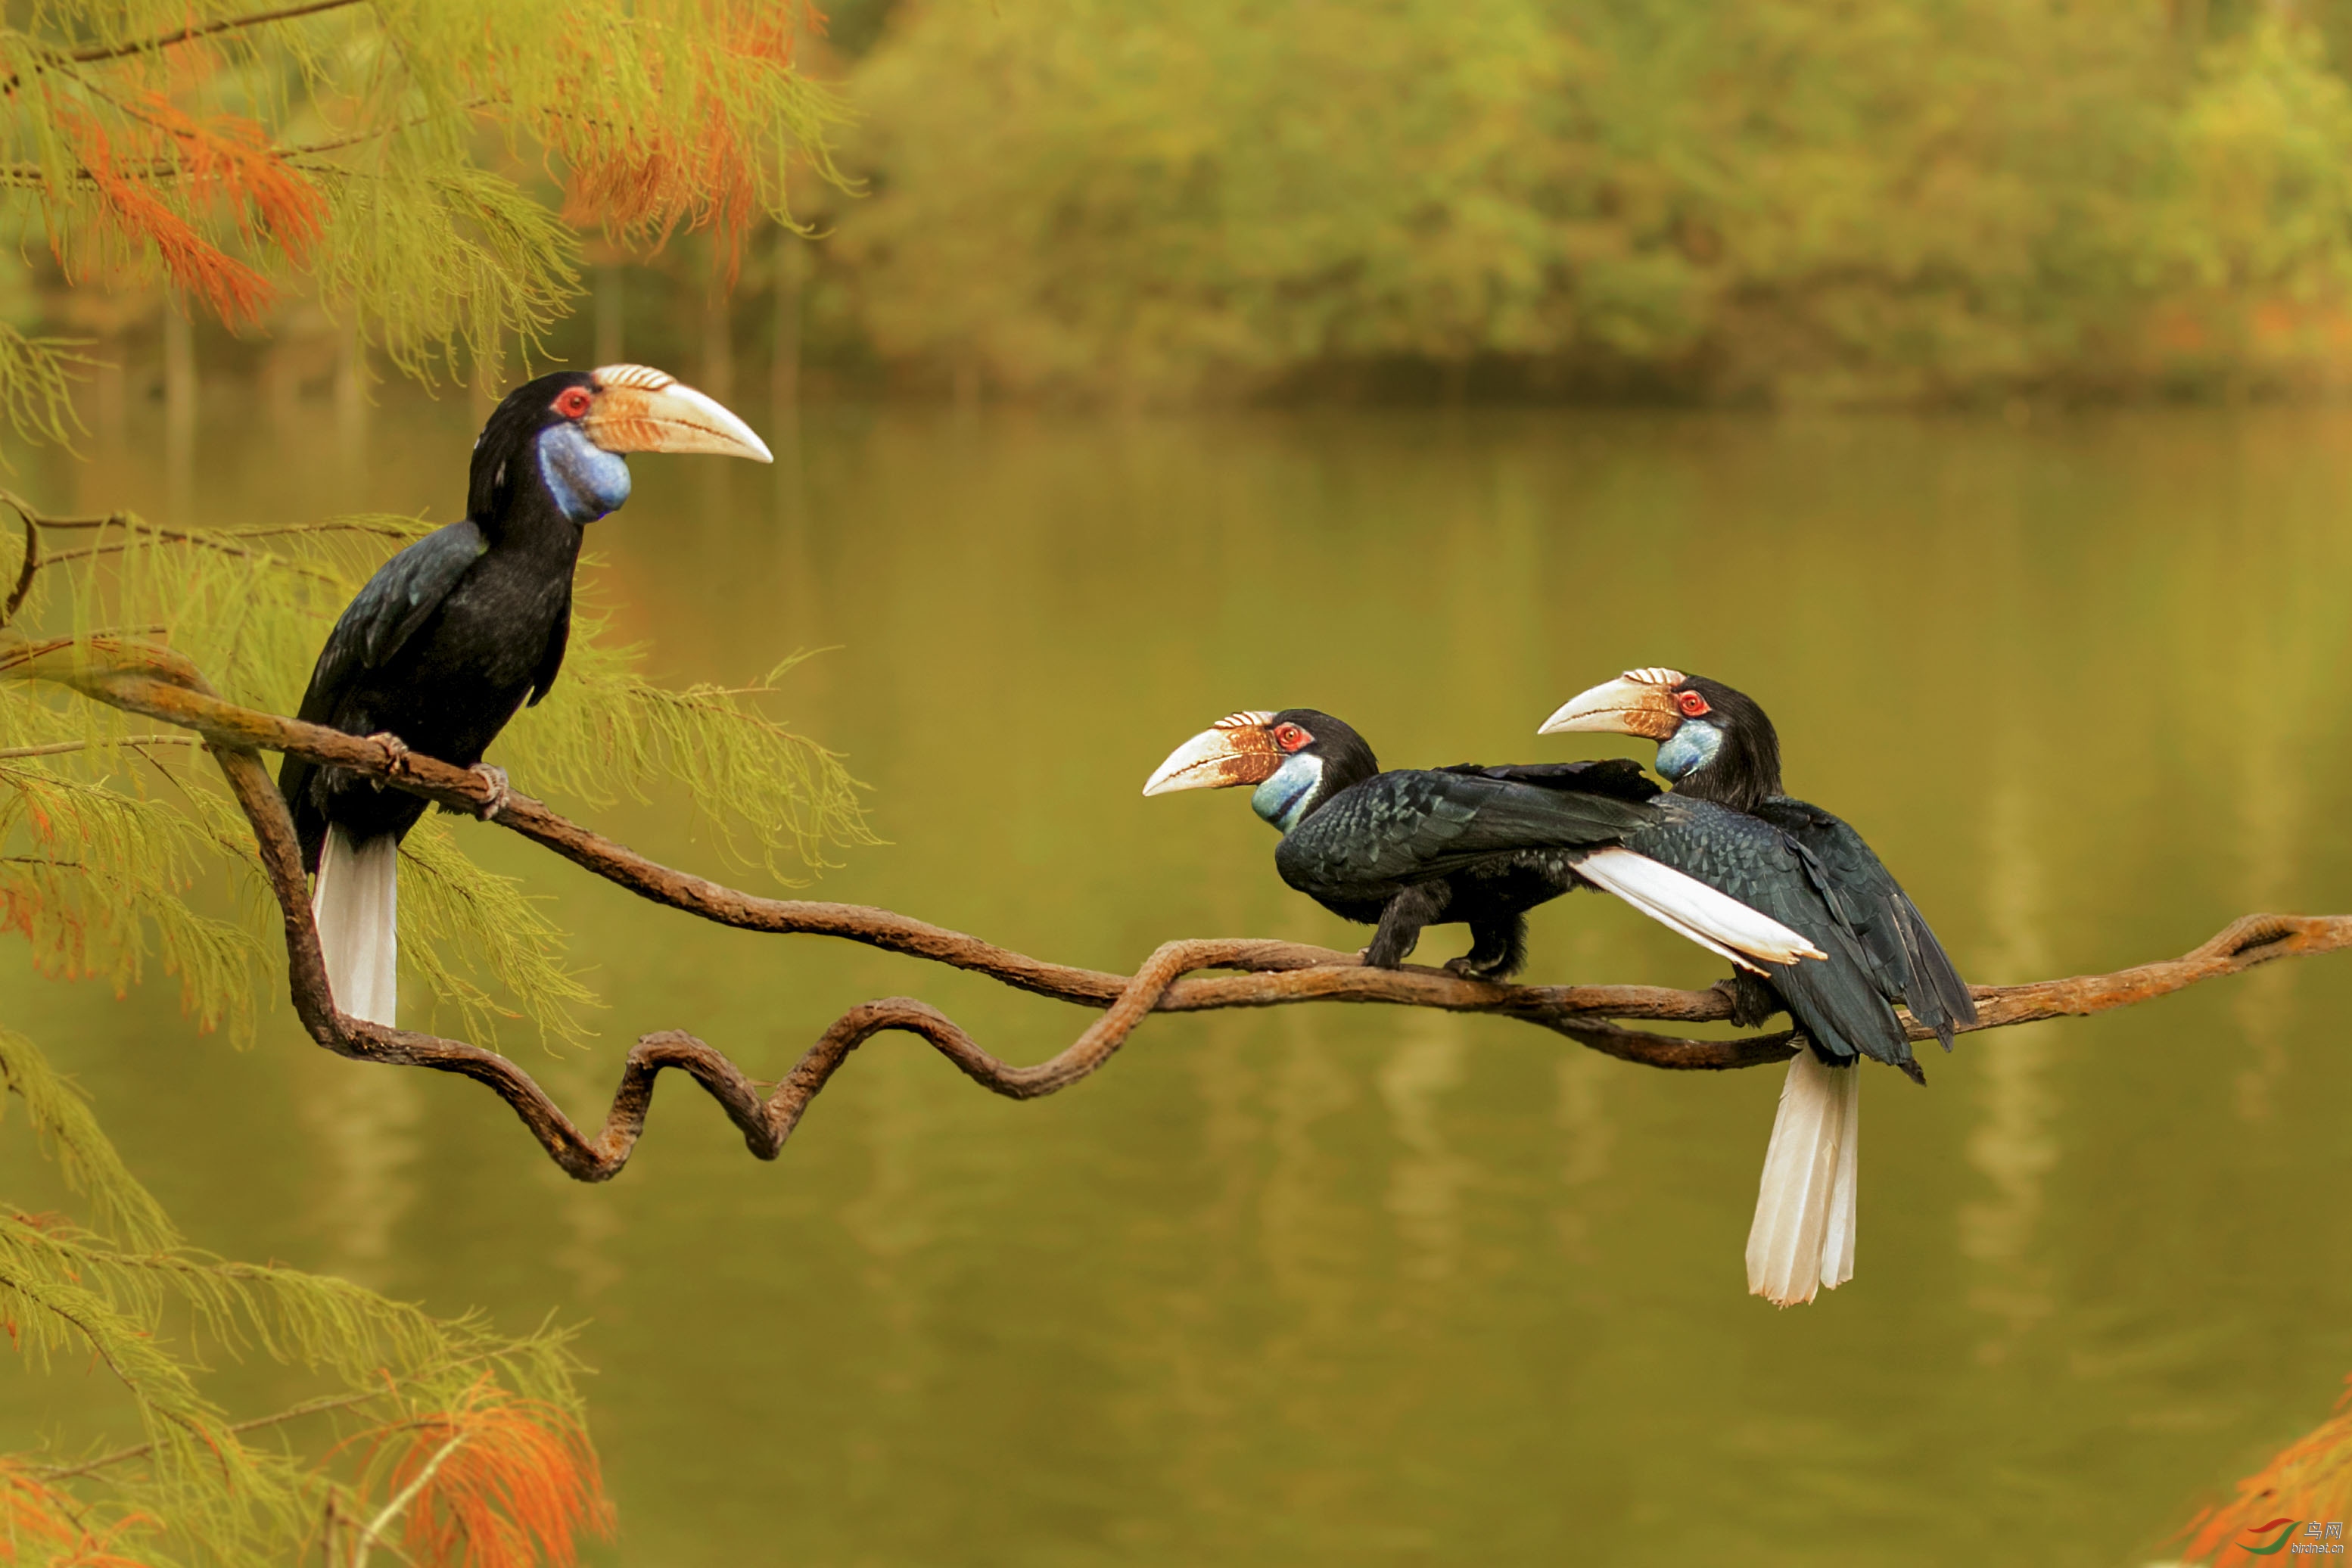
[553,386,593,419]
[1675,689,1711,717]
[1273,723,1311,751]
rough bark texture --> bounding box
[17,637,2351,1181]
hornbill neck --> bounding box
[1255,711,1380,833]
[478,479,591,562]
[1660,682,1783,814]
[468,403,631,551]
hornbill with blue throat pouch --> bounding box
[1142,708,1827,981]
[1540,668,1977,1307]
[278,365,773,1027]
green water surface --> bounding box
[7,399,2351,1566]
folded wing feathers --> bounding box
[1573,848,1828,972]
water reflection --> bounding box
[1962,765,2060,1367]
[1377,1012,1470,1283]
[1551,1050,1616,1266]
[7,403,2352,1566]
[2232,758,2304,1125]
[291,1053,423,1287]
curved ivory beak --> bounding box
[1540,670,1686,740]
[581,363,773,462]
[1143,712,1281,796]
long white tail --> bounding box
[1575,848,1828,972]
[1745,1050,1861,1306]
[313,825,399,1027]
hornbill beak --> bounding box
[1539,668,1688,740]
[1143,711,1283,796]
[580,363,773,463]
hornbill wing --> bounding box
[1755,797,1978,1050]
[1640,798,1919,1075]
[1277,770,1654,898]
[279,521,487,869]
[1437,757,1663,803]
[302,521,490,714]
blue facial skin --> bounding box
[1252,754,1324,833]
[1655,719,1723,784]
[536,421,633,523]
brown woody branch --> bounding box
[16,636,2352,1181]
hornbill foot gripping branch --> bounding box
[17,637,2351,1199]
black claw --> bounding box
[1713,972,1783,1029]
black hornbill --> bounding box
[278,364,772,1025]
[1539,668,1976,1306]
[1141,708,1825,980]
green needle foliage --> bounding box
[0,0,845,440]
[0,1022,610,1566]
[0,8,858,1559]
[0,493,868,1561]
[0,495,872,1047]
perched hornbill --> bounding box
[278,365,772,1025]
[1142,708,1825,980]
[1540,668,1976,1306]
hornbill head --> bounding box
[468,364,773,529]
[1539,668,1783,813]
[1142,708,1377,832]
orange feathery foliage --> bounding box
[123,95,327,263]
[361,1381,614,1568]
[57,95,325,328]
[2182,1375,2352,1564]
[0,808,96,985]
[555,1,807,278]
[0,1464,154,1567]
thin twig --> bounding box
[30,1389,381,1483]
[0,735,194,761]
[350,1429,465,1568]
[46,0,369,71]
[14,636,2351,1182]
[35,540,341,583]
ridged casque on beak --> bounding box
[1540,667,1689,740]
[1143,711,1283,796]
[580,363,773,462]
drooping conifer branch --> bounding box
[18,636,2352,1181]
[58,0,370,67]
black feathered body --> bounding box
[1616,795,1923,1075]
[1272,758,1663,976]
[1626,674,1977,1073]
[278,375,607,873]
[1753,795,1976,1048]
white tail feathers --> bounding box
[1745,1050,1861,1307]
[1573,848,1828,972]
[313,825,399,1027]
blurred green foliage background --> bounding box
[27,0,2352,411]
[830,0,2352,403]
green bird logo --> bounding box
[2240,1518,2303,1557]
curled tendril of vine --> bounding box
[11,634,2349,1182]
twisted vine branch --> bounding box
[13,636,2351,1182]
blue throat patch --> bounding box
[1656,720,1723,784]
[535,422,633,522]
[1252,754,1323,833]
